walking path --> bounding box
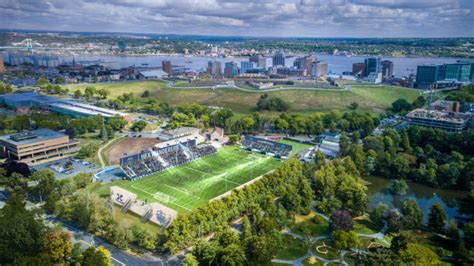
[167,80,350,92]
[273,214,390,265]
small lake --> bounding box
[365,176,471,223]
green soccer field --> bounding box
[115,146,280,213]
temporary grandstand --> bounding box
[119,137,217,180]
[241,135,292,159]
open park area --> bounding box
[66,81,421,114]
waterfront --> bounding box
[61,54,461,77]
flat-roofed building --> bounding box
[406,109,472,133]
[161,127,199,140]
[0,129,80,165]
[0,92,131,122]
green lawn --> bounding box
[275,235,308,260]
[278,139,313,155]
[290,212,330,236]
[105,146,280,213]
[65,81,421,114]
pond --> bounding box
[364,176,471,223]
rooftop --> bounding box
[0,128,66,145]
[163,127,199,137]
[406,109,471,124]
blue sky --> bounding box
[1,0,473,37]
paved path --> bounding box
[273,214,390,265]
[97,135,124,168]
[167,80,349,92]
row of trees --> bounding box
[0,166,114,265]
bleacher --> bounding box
[119,142,217,180]
[242,135,292,158]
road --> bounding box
[44,215,180,266]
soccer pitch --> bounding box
[116,146,280,213]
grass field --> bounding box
[109,146,280,213]
[278,139,313,155]
[66,81,421,114]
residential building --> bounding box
[162,60,173,74]
[207,61,222,77]
[381,60,394,79]
[405,109,472,133]
[0,129,80,165]
[352,63,366,77]
[272,51,285,67]
[249,55,266,68]
[365,58,381,76]
[224,62,239,78]
[311,61,328,78]
[240,61,256,74]
[206,127,224,142]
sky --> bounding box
[1,0,474,38]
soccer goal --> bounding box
[154,192,175,203]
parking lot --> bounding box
[32,157,98,180]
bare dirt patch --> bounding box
[107,137,159,164]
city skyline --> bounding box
[1,0,474,38]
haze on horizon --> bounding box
[1,0,474,38]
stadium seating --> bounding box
[120,143,217,180]
[242,135,292,158]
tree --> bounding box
[97,89,109,99]
[428,203,447,234]
[464,222,474,246]
[333,230,359,250]
[391,233,408,254]
[130,225,156,250]
[370,202,388,225]
[228,135,240,145]
[329,210,353,231]
[32,170,58,203]
[192,239,218,265]
[82,246,113,266]
[107,115,127,131]
[182,254,199,266]
[55,76,66,84]
[41,230,73,264]
[339,133,350,156]
[446,219,460,243]
[349,102,359,110]
[391,98,412,113]
[131,120,148,132]
[100,125,109,141]
[217,243,246,265]
[399,243,441,264]
[412,96,426,108]
[389,179,408,195]
[74,89,83,99]
[84,86,96,100]
[400,199,423,229]
[245,236,276,265]
[0,189,45,263]
[313,150,325,170]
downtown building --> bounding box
[207,61,222,77]
[272,51,286,67]
[224,62,239,78]
[416,61,473,89]
[249,55,266,69]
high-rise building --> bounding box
[241,61,256,74]
[162,60,173,74]
[352,63,366,77]
[249,55,266,68]
[365,58,381,76]
[207,61,222,77]
[0,57,5,73]
[224,62,239,78]
[444,63,472,82]
[311,61,328,77]
[118,40,126,50]
[416,65,441,89]
[294,55,316,72]
[272,51,285,67]
[381,60,394,79]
